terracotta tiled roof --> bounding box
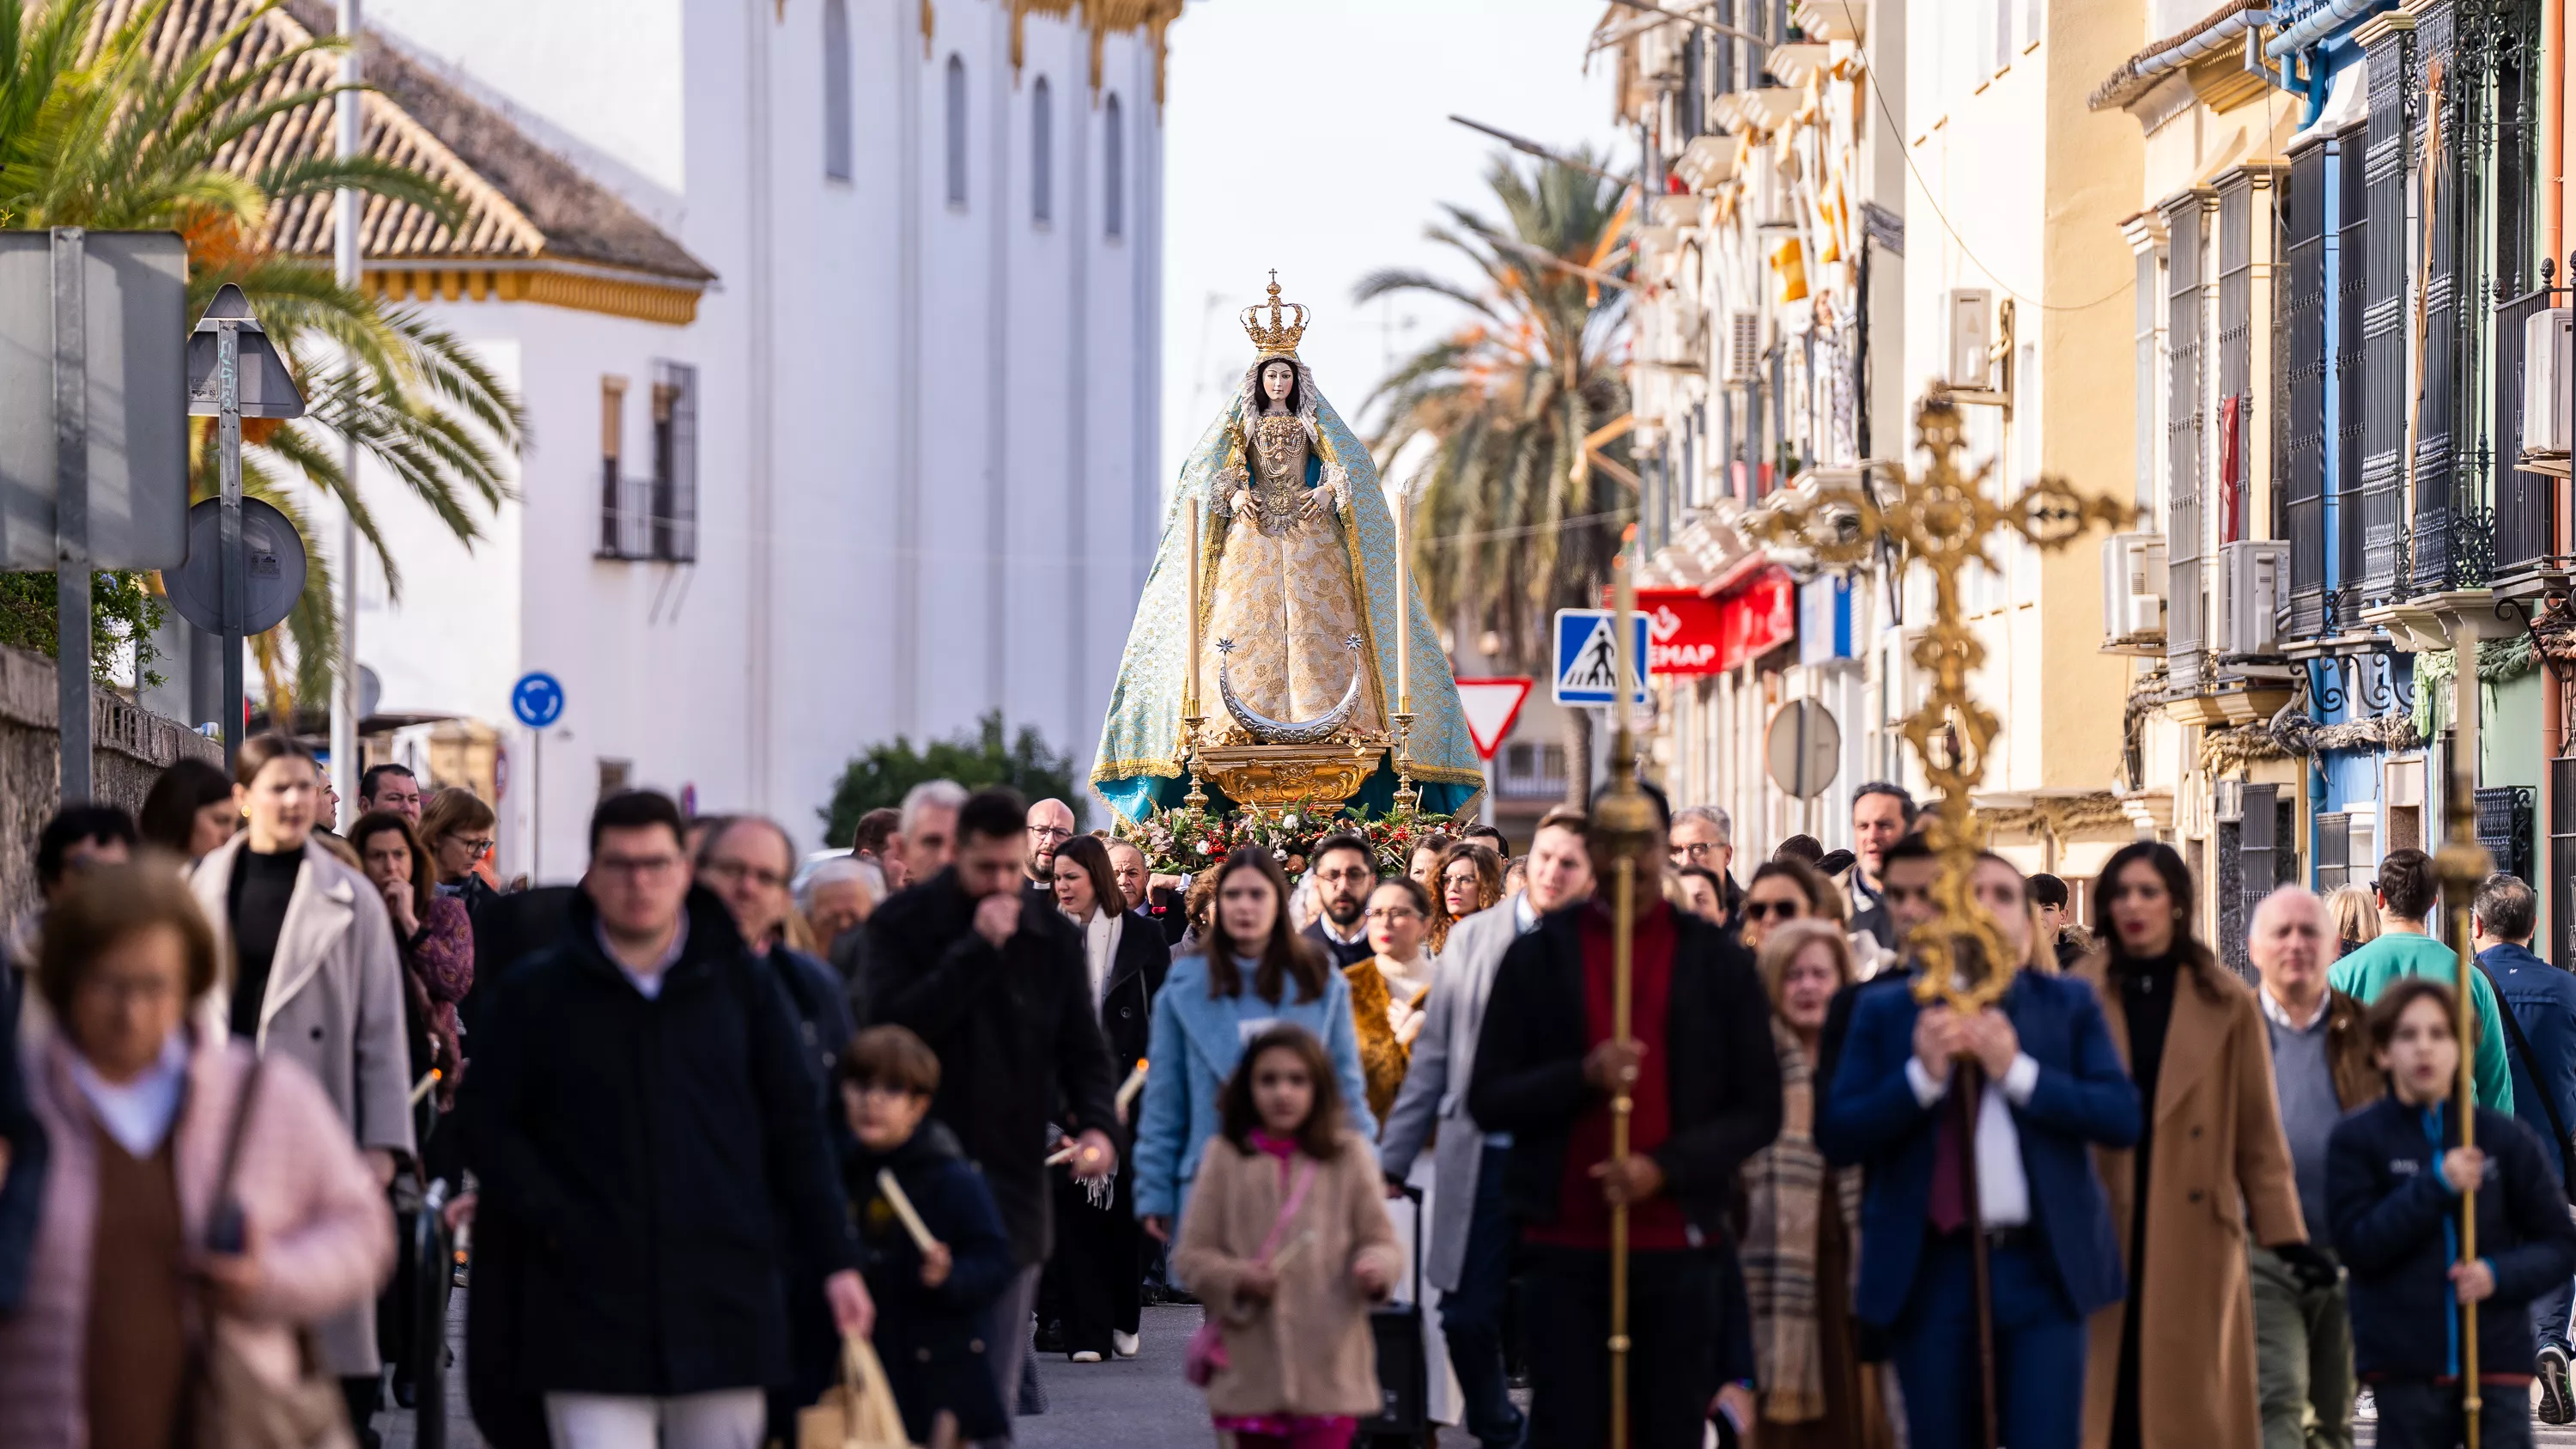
[94,0,713,286]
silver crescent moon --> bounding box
[1218,637,1365,745]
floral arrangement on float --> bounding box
[1118,798,1461,880]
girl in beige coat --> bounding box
[1174,1024,1403,1449]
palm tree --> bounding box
[0,0,523,712]
[1358,152,1635,804]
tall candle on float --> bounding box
[1187,506,1202,713]
[1395,490,1410,713]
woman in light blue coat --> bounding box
[1133,846,1376,1246]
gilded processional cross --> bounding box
[1742,389,2135,1008]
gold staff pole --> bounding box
[2436,724,2491,1447]
[1594,547,1658,1449]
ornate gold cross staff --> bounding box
[2435,721,2494,1447]
[1741,388,2133,1449]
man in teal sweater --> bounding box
[2327,847,2515,1111]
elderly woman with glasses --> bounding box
[418,788,501,920]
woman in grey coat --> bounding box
[189,734,415,1439]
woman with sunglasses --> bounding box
[1736,860,1839,953]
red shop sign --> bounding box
[1634,588,1728,675]
[1731,567,1796,662]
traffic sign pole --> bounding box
[512,672,567,886]
[52,228,88,802]
[217,317,245,770]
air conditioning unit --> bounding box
[1947,289,1993,390]
[2219,539,2288,657]
[2100,532,2167,642]
[1727,312,1761,382]
[2527,307,2573,453]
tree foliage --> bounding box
[0,571,165,685]
[819,712,1084,848]
[0,0,524,715]
[1357,152,1635,674]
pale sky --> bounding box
[1158,0,1629,484]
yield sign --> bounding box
[1454,677,1534,761]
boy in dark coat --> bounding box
[841,1025,1017,1445]
[2330,978,2576,1449]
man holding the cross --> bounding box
[1468,783,1781,1449]
[1821,853,2141,1449]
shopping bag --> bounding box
[798,1331,914,1449]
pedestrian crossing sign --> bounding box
[1552,609,1650,706]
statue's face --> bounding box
[1261,361,1294,403]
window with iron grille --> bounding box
[2279,143,2330,637]
[597,376,626,559]
[2314,810,2350,889]
[649,362,698,564]
[2358,26,2411,602]
[2409,4,2466,594]
[2216,171,2266,550]
[2333,127,2368,622]
[2554,758,2576,966]
[2163,192,2210,691]
[2134,241,2162,514]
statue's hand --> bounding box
[1228,487,1255,521]
[1299,489,1330,522]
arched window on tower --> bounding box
[1031,76,1053,224]
[822,0,852,180]
[945,54,967,208]
[1103,92,1125,239]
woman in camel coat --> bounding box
[2074,843,2308,1449]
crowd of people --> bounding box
[8,753,2576,1449]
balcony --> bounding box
[2494,269,2575,594]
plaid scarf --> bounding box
[1738,1018,1862,1423]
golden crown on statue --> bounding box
[1241,271,1309,358]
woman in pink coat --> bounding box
[0,858,393,1449]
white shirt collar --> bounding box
[70,1030,191,1159]
[2260,983,2330,1033]
[1318,915,1368,947]
[1513,892,1539,935]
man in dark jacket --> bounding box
[2330,977,2576,1449]
[866,786,1121,1413]
[1468,792,1783,1449]
[464,789,866,1447]
[1022,797,1077,908]
[1302,831,1377,969]
[1845,781,1918,951]
[1821,885,2141,1449]
[2473,871,2576,1419]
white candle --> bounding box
[1395,491,1411,714]
[1187,506,1202,715]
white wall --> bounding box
[352,0,1163,875]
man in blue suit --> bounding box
[1821,854,2141,1449]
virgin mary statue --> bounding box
[1092,277,1482,823]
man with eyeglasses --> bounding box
[696,813,861,1439]
[463,788,869,1449]
[1303,831,1381,970]
[1023,797,1078,905]
[1668,805,1742,928]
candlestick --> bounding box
[1395,490,1411,714]
[1187,506,1202,714]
